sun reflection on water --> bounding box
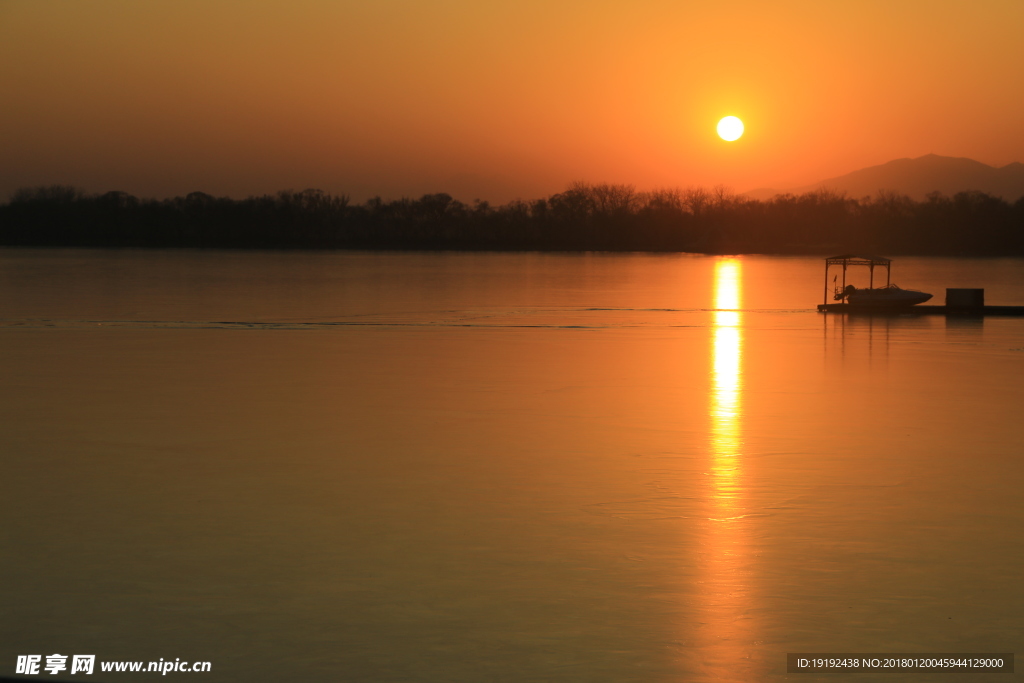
[711,259,742,507]
[698,257,754,679]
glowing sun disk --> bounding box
[717,116,744,141]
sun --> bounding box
[717,116,744,142]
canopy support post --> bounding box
[823,262,829,305]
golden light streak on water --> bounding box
[713,258,741,311]
[711,259,742,503]
[697,258,754,680]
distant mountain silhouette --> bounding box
[746,154,1024,201]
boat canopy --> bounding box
[823,255,892,304]
[824,255,891,267]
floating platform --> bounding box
[817,304,1024,315]
[819,285,1024,315]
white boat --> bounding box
[822,255,933,308]
[839,283,933,307]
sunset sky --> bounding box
[2,0,1023,203]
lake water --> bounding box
[2,249,1022,682]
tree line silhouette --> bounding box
[2,182,1022,255]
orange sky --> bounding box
[2,0,1023,202]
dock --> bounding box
[817,255,1024,316]
[817,303,1024,315]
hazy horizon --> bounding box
[3,1,1024,204]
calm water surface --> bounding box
[2,249,1023,682]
